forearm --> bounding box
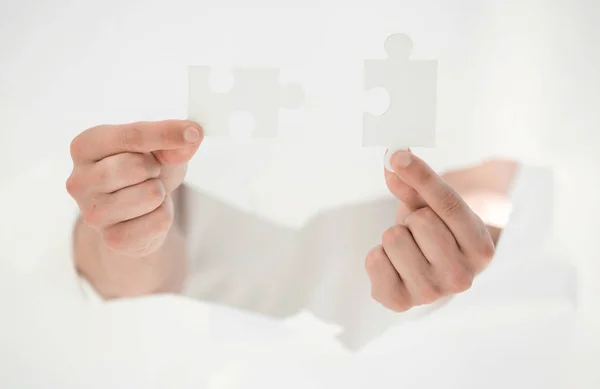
[73,202,188,299]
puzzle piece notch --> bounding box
[363,33,438,152]
[188,66,305,138]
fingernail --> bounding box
[391,150,412,168]
[385,149,411,172]
[184,127,200,143]
[384,149,393,172]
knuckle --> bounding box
[65,174,81,197]
[438,187,462,215]
[381,225,409,248]
[445,264,474,293]
[144,179,166,204]
[476,238,496,263]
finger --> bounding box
[152,142,201,166]
[381,225,443,306]
[71,120,202,164]
[101,196,174,255]
[158,163,188,194]
[81,179,166,228]
[365,245,412,312]
[384,167,426,210]
[91,153,161,194]
[381,224,432,286]
[406,208,475,293]
[389,150,482,247]
[395,202,413,225]
[404,207,460,267]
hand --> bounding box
[66,120,203,257]
[365,149,495,312]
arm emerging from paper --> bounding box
[73,187,189,299]
[73,158,519,300]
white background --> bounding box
[1,0,599,373]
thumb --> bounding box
[384,148,427,211]
[153,123,203,165]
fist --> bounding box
[366,150,495,312]
[66,120,203,257]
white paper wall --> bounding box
[1,0,599,361]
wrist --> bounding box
[74,207,187,298]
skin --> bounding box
[367,150,498,312]
[67,120,518,309]
[67,120,202,298]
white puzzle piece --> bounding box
[363,34,438,170]
[188,67,305,138]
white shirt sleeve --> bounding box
[495,163,556,261]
